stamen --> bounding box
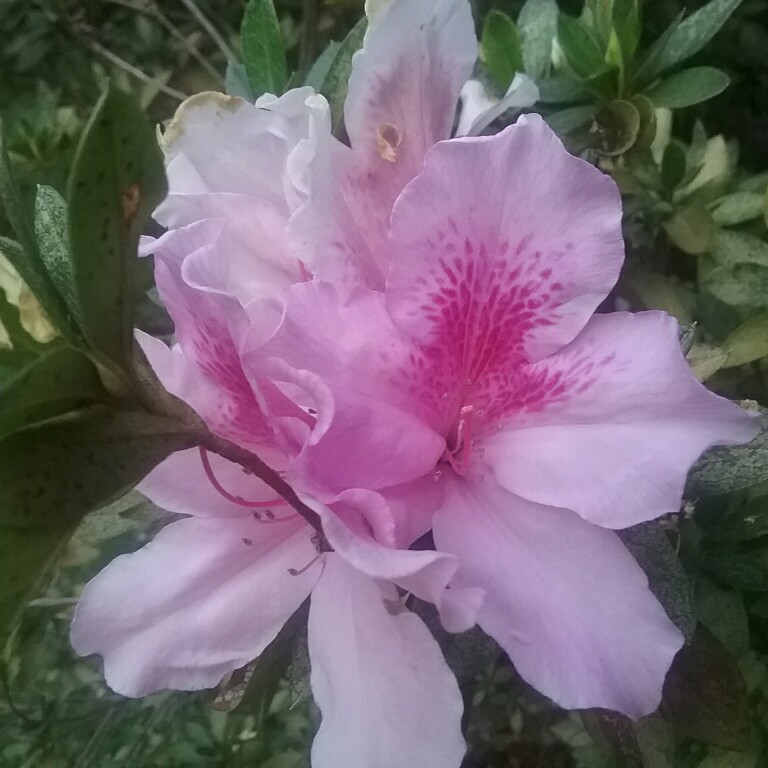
[199,447,289,510]
[442,405,476,476]
[288,552,323,576]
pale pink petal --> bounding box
[148,222,273,450]
[138,447,288,519]
[156,88,328,225]
[456,74,539,137]
[245,281,445,491]
[433,475,683,718]
[302,488,482,631]
[308,555,466,768]
[71,517,318,697]
[386,114,623,371]
[340,0,477,270]
[482,312,760,528]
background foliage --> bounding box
[1,0,768,766]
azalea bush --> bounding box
[2,0,768,766]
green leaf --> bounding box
[722,314,768,367]
[0,407,198,644]
[620,521,696,642]
[67,86,167,371]
[304,40,342,91]
[481,10,524,91]
[702,544,768,592]
[664,204,715,255]
[710,230,768,268]
[557,14,607,79]
[662,626,749,751]
[224,59,255,100]
[613,0,641,65]
[0,347,106,438]
[0,122,78,344]
[594,99,640,155]
[34,185,79,323]
[536,76,591,103]
[638,0,743,82]
[581,710,674,768]
[317,18,367,136]
[694,576,749,657]
[709,192,766,226]
[518,0,559,79]
[544,104,595,135]
[240,0,287,98]
[703,263,768,308]
[661,140,688,191]
[697,749,758,768]
[647,67,730,109]
[686,405,767,497]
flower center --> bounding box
[442,404,477,476]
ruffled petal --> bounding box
[308,555,466,768]
[482,312,760,528]
[433,475,683,718]
[71,517,318,697]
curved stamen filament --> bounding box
[199,447,290,510]
[443,405,476,476]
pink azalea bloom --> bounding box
[68,0,759,766]
[244,113,760,718]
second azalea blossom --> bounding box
[70,0,760,766]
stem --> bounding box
[178,0,237,62]
[202,433,324,536]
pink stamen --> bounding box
[199,447,289,510]
[443,405,476,476]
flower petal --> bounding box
[456,74,540,137]
[433,475,683,718]
[245,281,445,491]
[71,517,318,697]
[340,0,477,268]
[386,114,623,368]
[483,311,760,528]
[308,555,466,768]
[139,447,288,519]
[156,88,327,224]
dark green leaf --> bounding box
[0,346,106,438]
[632,11,685,87]
[34,184,79,324]
[544,104,595,135]
[694,576,749,657]
[518,0,559,79]
[613,0,641,65]
[317,18,367,136]
[481,10,524,91]
[687,406,766,496]
[0,407,198,643]
[661,140,687,190]
[304,40,342,91]
[710,192,765,226]
[224,59,255,100]
[647,67,730,109]
[536,76,591,104]
[637,0,743,83]
[557,14,606,79]
[581,709,674,768]
[240,0,287,98]
[67,86,168,370]
[631,94,657,149]
[0,123,78,344]
[703,545,768,592]
[710,230,768,268]
[620,522,696,642]
[662,626,749,750]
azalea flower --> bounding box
[245,112,759,718]
[69,1,759,767]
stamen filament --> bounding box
[199,447,289,509]
[288,553,323,576]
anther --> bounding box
[288,552,323,576]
